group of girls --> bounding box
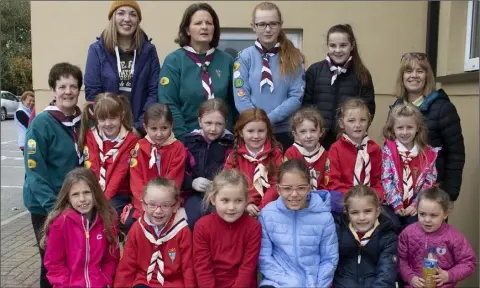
[37,88,476,287]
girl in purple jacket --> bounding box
[41,168,119,288]
[398,187,477,288]
[382,103,440,230]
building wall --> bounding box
[31,1,478,285]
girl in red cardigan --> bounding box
[194,169,261,288]
[115,178,196,288]
[284,107,328,190]
[41,167,119,288]
[123,104,186,228]
[224,108,283,219]
[324,98,384,206]
[78,93,138,218]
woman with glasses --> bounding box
[303,24,375,150]
[390,52,464,212]
[233,1,305,151]
[158,3,235,143]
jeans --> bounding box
[184,192,205,230]
[31,213,53,288]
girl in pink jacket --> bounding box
[398,187,477,288]
[41,167,120,287]
[382,103,440,230]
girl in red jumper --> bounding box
[224,107,283,219]
[194,169,261,288]
[382,103,440,230]
[78,93,138,218]
[115,178,196,288]
[324,98,384,207]
[284,107,328,190]
[123,104,186,228]
[41,167,119,288]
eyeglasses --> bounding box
[401,52,428,61]
[142,200,177,211]
[255,21,281,30]
[277,184,311,195]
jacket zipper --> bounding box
[293,212,306,287]
[82,217,91,288]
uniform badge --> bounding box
[324,158,331,186]
[233,62,241,71]
[83,147,90,161]
[129,157,138,168]
[27,139,36,155]
[27,159,36,169]
[234,78,244,88]
[160,77,169,86]
[233,70,240,79]
[216,69,221,78]
[84,160,91,168]
[168,248,176,264]
[237,88,246,97]
[130,143,139,158]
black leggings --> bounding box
[31,213,53,288]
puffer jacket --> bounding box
[391,89,465,201]
[382,139,440,210]
[303,59,375,149]
[398,222,477,288]
[333,213,398,287]
[259,190,339,288]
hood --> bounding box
[185,129,234,145]
[391,89,450,112]
[277,189,331,213]
[419,89,450,112]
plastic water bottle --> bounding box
[423,247,438,288]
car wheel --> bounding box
[1,107,6,121]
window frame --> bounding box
[464,0,479,71]
[219,28,303,51]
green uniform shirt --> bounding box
[23,112,80,215]
[158,48,235,142]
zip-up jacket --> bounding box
[44,209,119,288]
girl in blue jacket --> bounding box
[84,1,160,136]
[259,159,338,287]
[333,185,398,287]
[233,2,305,150]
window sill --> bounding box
[436,71,479,84]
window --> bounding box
[465,1,479,71]
[218,28,303,58]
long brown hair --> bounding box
[395,55,436,100]
[291,107,325,136]
[78,93,133,153]
[101,9,144,55]
[40,168,118,254]
[327,24,370,86]
[175,2,221,48]
[252,2,304,76]
[231,108,279,177]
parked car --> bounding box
[1,90,21,121]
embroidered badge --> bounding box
[129,157,138,168]
[130,143,139,157]
[216,69,221,78]
[27,159,36,169]
[234,78,244,88]
[168,248,176,264]
[237,88,246,97]
[83,146,89,161]
[436,247,447,255]
[324,158,331,186]
[27,139,36,155]
[233,62,241,71]
[84,160,91,168]
[233,70,240,79]
[160,77,170,86]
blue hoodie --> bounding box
[233,46,305,133]
[259,190,339,287]
[84,32,161,132]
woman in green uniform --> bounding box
[158,3,235,142]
